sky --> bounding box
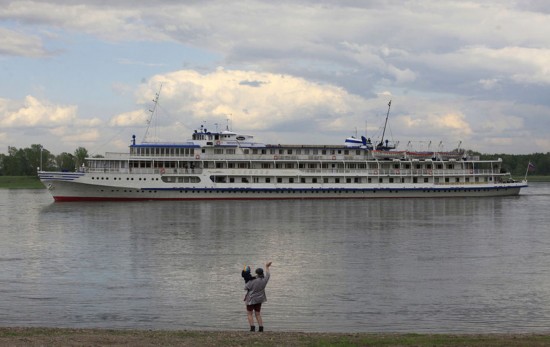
[1,0,549,155]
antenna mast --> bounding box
[143,84,163,143]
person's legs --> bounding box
[254,304,263,331]
[255,311,263,327]
[246,306,255,331]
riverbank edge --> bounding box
[0,176,44,189]
[1,328,550,347]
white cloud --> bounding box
[56,127,101,143]
[462,46,550,85]
[0,2,170,42]
[135,69,367,134]
[398,111,472,141]
[3,2,547,71]
[0,27,48,57]
[0,95,77,127]
[109,109,148,127]
[0,95,112,153]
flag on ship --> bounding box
[528,162,535,172]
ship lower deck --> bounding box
[43,180,525,201]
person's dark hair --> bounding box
[255,268,264,278]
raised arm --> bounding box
[265,261,272,273]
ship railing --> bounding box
[85,166,500,176]
[87,167,126,173]
[86,168,203,175]
[296,168,500,176]
[102,152,130,159]
[157,168,204,174]
[434,181,488,186]
[202,155,370,161]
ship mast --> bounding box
[143,84,163,143]
[377,100,391,150]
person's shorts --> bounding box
[246,303,262,312]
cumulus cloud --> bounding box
[134,68,367,134]
[109,109,149,127]
[0,96,77,127]
[121,69,520,152]
[398,111,472,142]
[0,95,110,153]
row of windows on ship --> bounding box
[90,175,488,184]
[119,161,468,170]
[130,147,364,157]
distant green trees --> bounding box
[476,152,550,177]
[0,145,89,176]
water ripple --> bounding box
[1,184,550,332]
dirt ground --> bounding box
[2,327,550,347]
[0,328,362,347]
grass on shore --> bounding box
[1,328,550,347]
[0,176,44,189]
[521,175,550,182]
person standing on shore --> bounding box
[244,261,272,332]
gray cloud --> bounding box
[239,80,267,88]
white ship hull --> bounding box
[39,171,526,201]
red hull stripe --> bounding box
[53,196,384,202]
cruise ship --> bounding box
[38,125,527,201]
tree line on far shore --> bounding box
[0,144,101,176]
[474,151,549,177]
[0,144,548,177]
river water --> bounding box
[1,183,550,333]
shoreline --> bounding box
[1,328,550,346]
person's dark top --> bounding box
[244,272,270,305]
